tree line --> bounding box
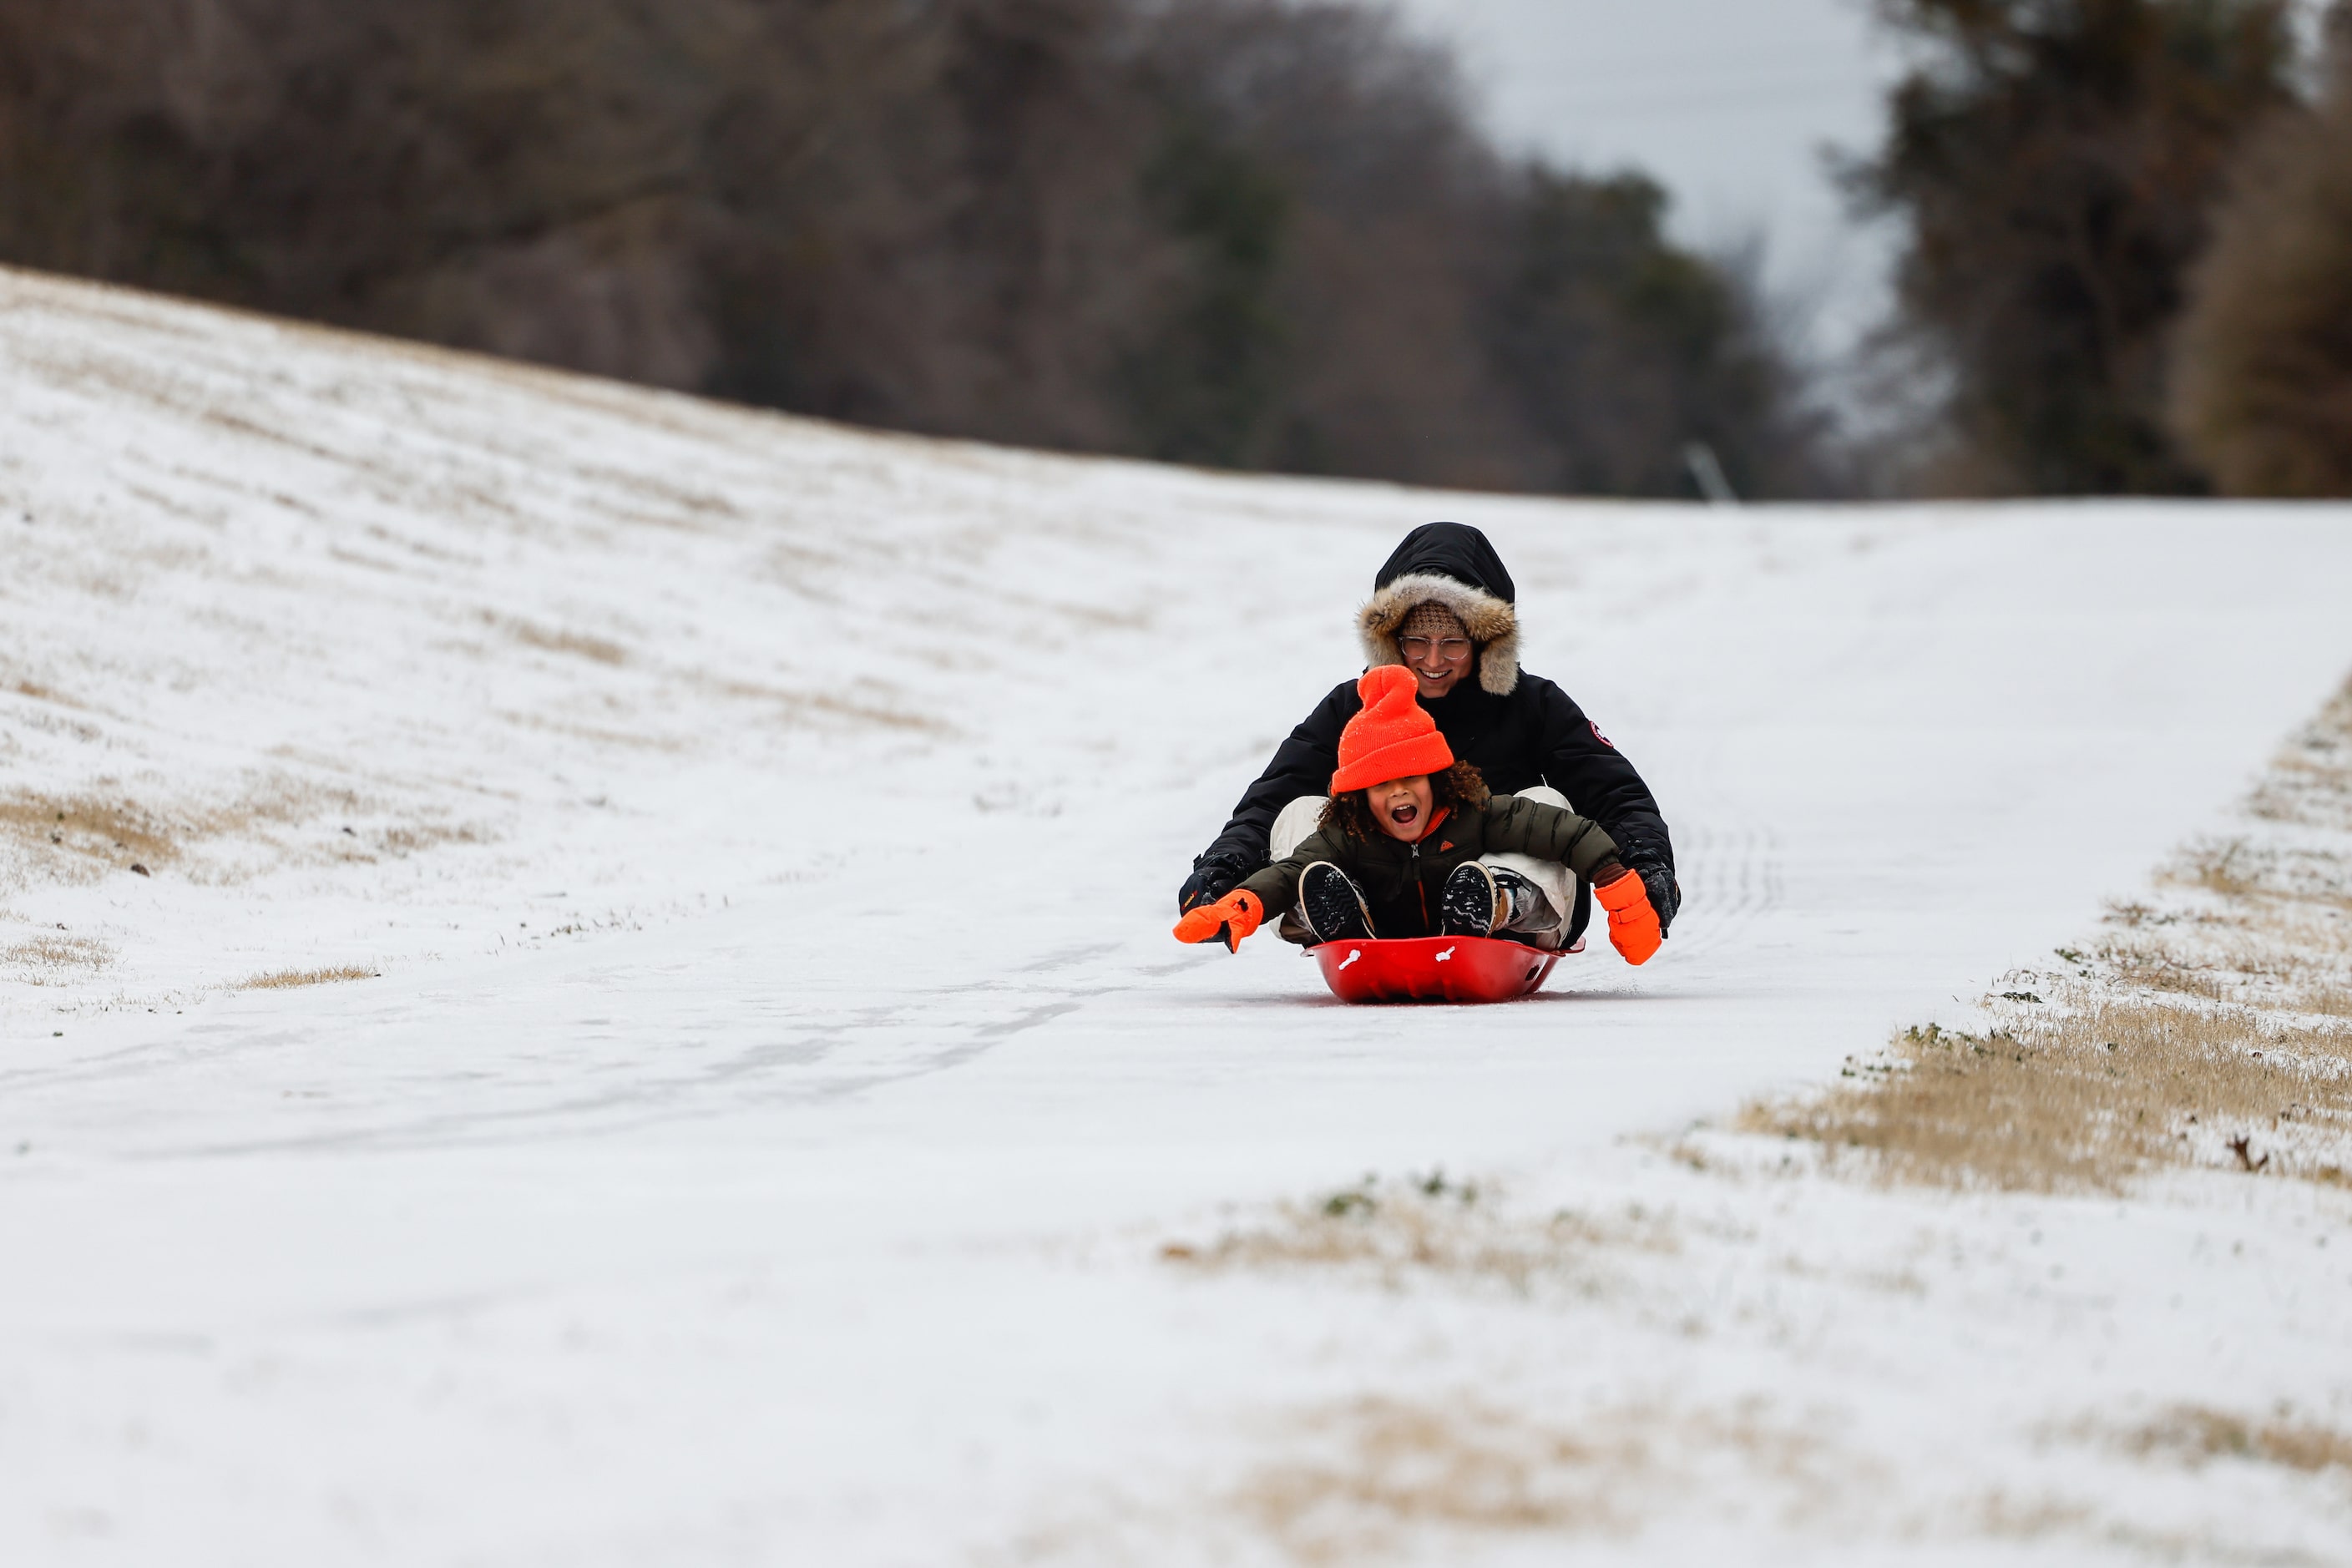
[0,0,1828,498]
[1860,0,2352,497]
[7,0,2349,500]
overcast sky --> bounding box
[1371,0,1904,367]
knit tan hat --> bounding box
[1398,600,1468,649]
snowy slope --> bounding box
[3,266,2351,1564]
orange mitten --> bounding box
[1595,868,1661,965]
[1172,889,1265,952]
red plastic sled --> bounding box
[1311,934,1564,1004]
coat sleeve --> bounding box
[1199,680,1359,869]
[1479,797,1621,882]
[1234,827,1338,915]
[1530,682,1674,875]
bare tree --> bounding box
[0,0,1836,497]
[2171,3,2352,494]
[1854,0,2296,494]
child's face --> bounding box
[1366,775,1435,842]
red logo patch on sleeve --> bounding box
[1590,720,1616,749]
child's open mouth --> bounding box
[1387,802,1419,827]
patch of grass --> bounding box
[2169,837,2267,901]
[2163,837,2352,913]
[1,932,116,985]
[9,679,78,706]
[0,781,489,891]
[1229,1396,1826,1563]
[1743,1004,2352,1193]
[377,822,484,857]
[0,793,182,872]
[2117,1405,2352,1475]
[697,673,950,735]
[2103,945,2229,1000]
[242,964,379,989]
[499,614,629,665]
[1158,1174,1675,1292]
[2305,985,2352,1018]
[2248,675,2352,832]
[497,711,690,753]
[1234,1398,1630,1557]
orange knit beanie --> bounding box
[1332,665,1454,792]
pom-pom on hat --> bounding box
[1332,665,1454,792]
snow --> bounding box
[3,265,2351,1563]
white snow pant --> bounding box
[1267,787,1578,949]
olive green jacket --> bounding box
[1237,796,1620,940]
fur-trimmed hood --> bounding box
[1356,522,1520,695]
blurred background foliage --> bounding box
[2171,3,2352,495]
[2,0,2349,498]
[1856,0,2310,496]
[0,0,1828,498]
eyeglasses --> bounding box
[1399,635,1472,662]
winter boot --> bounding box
[1437,862,1504,937]
[1298,861,1375,943]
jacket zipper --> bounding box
[1406,806,1449,932]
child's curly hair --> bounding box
[1319,761,1490,844]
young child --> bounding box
[1173,665,1662,964]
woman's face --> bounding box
[1399,617,1474,700]
[1366,775,1435,841]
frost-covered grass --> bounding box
[240,965,378,989]
[0,928,114,985]
[2113,1404,2352,1476]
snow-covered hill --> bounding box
[5,266,2351,1564]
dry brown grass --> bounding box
[1746,1002,2352,1193]
[1748,670,2352,1193]
[496,711,690,753]
[375,822,484,857]
[2249,680,2352,830]
[500,615,629,665]
[2164,836,2352,913]
[2117,1405,2352,1475]
[1230,1396,1827,1564]
[1157,1174,1675,1293]
[695,673,949,735]
[0,780,488,890]
[2105,945,2230,1001]
[1,932,116,985]
[10,679,80,707]
[2306,986,2352,1019]
[1234,1398,1633,1558]
[0,793,183,872]
[241,964,378,989]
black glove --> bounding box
[1178,851,1253,914]
[1623,851,1680,937]
[1644,868,1680,936]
